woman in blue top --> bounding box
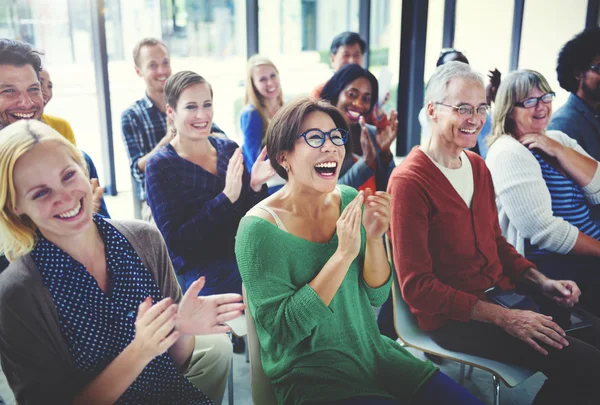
[0,120,244,404]
[320,64,397,192]
[240,55,285,192]
[146,71,274,297]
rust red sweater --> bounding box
[388,148,536,331]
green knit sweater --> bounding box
[235,185,436,405]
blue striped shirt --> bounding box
[525,150,600,257]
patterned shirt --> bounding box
[145,138,267,290]
[121,93,224,200]
[526,150,600,257]
[30,215,212,404]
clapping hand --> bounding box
[374,110,398,155]
[176,276,245,335]
[361,188,392,240]
[132,297,180,361]
[359,117,377,167]
[223,148,245,203]
[336,191,364,260]
[251,146,276,192]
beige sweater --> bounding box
[0,219,182,405]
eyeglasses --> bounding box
[297,128,348,148]
[435,102,490,117]
[589,64,600,74]
[514,92,555,109]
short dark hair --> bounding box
[330,32,366,56]
[164,71,213,109]
[132,37,168,67]
[0,39,43,77]
[266,97,349,180]
[436,48,469,67]
[557,27,600,93]
[320,63,379,116]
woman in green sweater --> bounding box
[235,97,483,405]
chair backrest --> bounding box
[242,285,278,405]
[385,235,536,388]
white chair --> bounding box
[242,285,278,405]
[386,236,537,405]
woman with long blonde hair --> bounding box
[0,119,244,404]
[240,55,284,192]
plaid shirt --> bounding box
[121,93,223,200]
[145,138,267,278]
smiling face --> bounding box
[336,77,373,123]
[511,87,552,137]
[167,82,213,140]
[0,64,44,129]
[13,141,93,243]
[251,64,281,101]
[331,43,364,71]
[284,111,346,193]
[428,78,487,150]
[39,69,53,105]
[135,44,171,94]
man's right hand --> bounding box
[500,309,569,356]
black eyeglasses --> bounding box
[435,102,490,117]
[589,64,600,74]
[514,92,555,109]
[296,128,348,148]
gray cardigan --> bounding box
[0,219,182,405]
[549,93,600,161]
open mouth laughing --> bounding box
[55,199,83,220]
[314,161,339,178]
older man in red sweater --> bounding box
[388,61,600,405]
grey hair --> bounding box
[424,61,485,120]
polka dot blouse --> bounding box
[30,215,214,404]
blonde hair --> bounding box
[244,55,284,144]
[0,120,87,261]
[487,69,553,146]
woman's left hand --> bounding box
[176,276,245,335]
[540,278,581,307]
[251,146,275,192]
[362,188,392,240]
[375,110,398,154]
[519,133,565,158]
[91,178,105,214]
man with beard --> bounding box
[549,28,600,160]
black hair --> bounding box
[320,64,379,116]
[0,39,43,77]
[436,49,469,67]
[329,32,367,56]
[556,27,600,93]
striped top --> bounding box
[525,149,600,257]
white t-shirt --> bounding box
[426,151,474,208]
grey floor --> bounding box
[226,345,546,405]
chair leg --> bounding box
[459,363,465,386]
[227,332,234,405]
[245,336,249,363]
[466,365,474,380]
[492,375,500,405]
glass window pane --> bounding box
[424,0,445,82]
[454,0,514,85]
[519,0,587,108]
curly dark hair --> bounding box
[556,27,600,93]
[0,39,43,76]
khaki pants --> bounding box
[183,334,232,405]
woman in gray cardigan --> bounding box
[0,120,244,404]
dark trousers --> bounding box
[325,371,483,405]
[430,300,600,405]
[530,253,600,317]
